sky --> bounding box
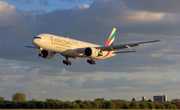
[1,0,180,101]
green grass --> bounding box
[0,109,180,110]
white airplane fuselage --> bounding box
[32,34,116,60]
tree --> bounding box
[74,99,85,108]
[173,101,180,109]
[12,93,26,101]
[36,101,45,109]
[163,102,173,109]
[91,101,99,108]
[154,102,161,109]
[132,98,136,101]
[129,101,139,109]
[29,101,37,109]
[95,98,105,101]
[44,102,50,109]
[84,100,91,108]
[0,101,5,108]
[4,103,13,108]
[122,102,130,109]
[70,102,79,109]
[160,103,166,109]
[111,100,124,109]
[0,97,4,101]
[171,99,180,102]
[148,99,152,102]
[172,104,177,109]
[21,102,31,109]
[147,102,155,109]
[63,101,72,109]
[11,101,19,108]
[105,101,115,109]
[139,103,146,109]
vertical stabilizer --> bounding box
[105,28,116,46]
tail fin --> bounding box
[105,28,116,46]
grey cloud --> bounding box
[39,0,50,6]
[0,0,180,74]
[38,68,98,76]
[65,76,180,92]
[0,73,180,101]
[0,76,18,83]
[25,0,33,4]
[2,0,180,101]
[11,0,20,2]
[11,0,33,4]
[123,0,180,13]
[22,8,45,15]
[0,64,35,76]
[16,72,54,84]
[59,0,87,2]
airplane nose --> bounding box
[32,38,38,47]
[32,36,42,47]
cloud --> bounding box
[126,11,165,21]
[0,1,20,27]
[59,0,86,2]
[39,0,50,6]
[22,8,45,15]
[0,63,38,76]
[0,0,180,74]
[11,0,34,4]
[38,67,97,76]
[0,76,18,83]
[64,76,180,92]
[1,0,180,101]
[65,77,86,87]
[1,73,180,101]
[123,0,180,13]
[16,72,54,84]
[77,4,89,9]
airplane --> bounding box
[26,28,162,65]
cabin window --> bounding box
[33,37,41,39]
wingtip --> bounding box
[159,39,165,41]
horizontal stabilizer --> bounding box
[113,51,138,54]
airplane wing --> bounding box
[113,51,138,54]
[75,39,163,53]
[25,46,37,49]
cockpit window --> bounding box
[33,37,41,39]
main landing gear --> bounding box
[87,59,96,65]
[63,57,72,65]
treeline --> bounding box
[0,93,180,109]
[0,98,180,109]
[111,99,178,109]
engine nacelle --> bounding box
[41,50,54,59]
[84,47,99,58]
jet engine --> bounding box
[40,50,54,59]
[84,47,98,58]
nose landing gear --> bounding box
[63,56,72,65]
[87,59,96,65]
[39,53,43,57]
[63,59,72,65]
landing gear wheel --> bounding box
[67,60,72,65]
[63,60,72,65]
[63,60,68,65]
[87,59,96,65]
[91,60,95,65]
